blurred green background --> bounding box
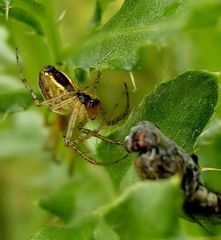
[1,0,221,239]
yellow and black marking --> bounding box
[16,48,129,166]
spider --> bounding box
[16,49,130,166]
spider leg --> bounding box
[43,115,64,164]
[106,82,130,125]
[51,97,76,110]
[70,83,129,145]
[42,91,79,108]
[32,93,70,107]
[16,48,42,106]
[67,141,128,166]
[78,127,123,145]
[81,82,130,138]
[64,108,78,144]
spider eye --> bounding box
[44,65,55,72]
[88,99,100,107]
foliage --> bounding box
[1,0,221,239]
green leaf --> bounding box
[72,0,186,70]
[30,217,97,240]
[90,0,117,29]
[98,0,116,11]
[90,1,103,30]
[182,0,221,71]
[0,91,33,113]
[31,227,77,240]
[94,219,119,240]
[39,182,76,223]
[195,118,221,192]
[0,4,44,35]
[39,168,115,223]
[185,0,221,30]
[0,0,62,61]
[98,180,182,240]
[97,71,219,187]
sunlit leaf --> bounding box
[0,3,44,35]
[98,180,181,239]
[94,219,119,240]
[31,218,97,240]
[72,0,186,70]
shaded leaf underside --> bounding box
[72,0,185,70]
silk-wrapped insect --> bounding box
[182,155,221,219]
[124,121,187,179]
[124,121,221,224]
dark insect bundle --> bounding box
[124,121,221,223]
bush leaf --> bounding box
[0,2,44,35]
[98,180,181,240]
[0,91,33,113]
[72,0,186,70]
[39,168,115,223]
[30,218,97,240]
[97,71,219,187]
